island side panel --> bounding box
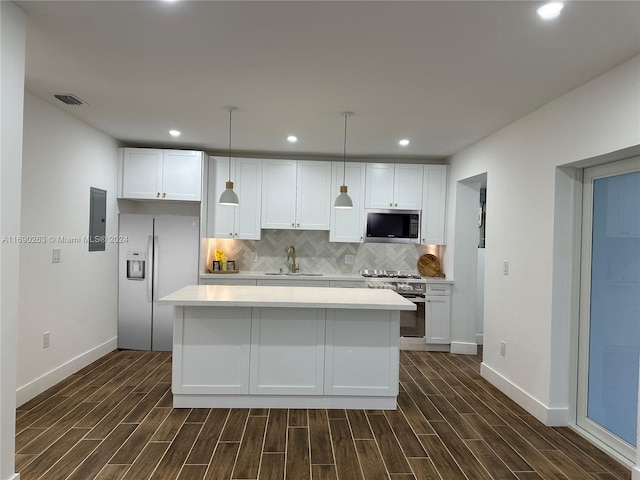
[249,308,325,395]
[174,306,252,394]
[324,309,399,397]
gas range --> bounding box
[360,269,426,296]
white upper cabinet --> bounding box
[330,162,366,243]
[120,147,203,201]
[297,161,332,230]
[365,163,423,209]
[421,165,448,245]
[206,156,262,240]
[261,159,331,230]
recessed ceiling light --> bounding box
[537,2,564,20]
[399,139,410,146]
[169,130,181,137]
[287,135,298,143]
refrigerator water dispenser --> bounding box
[126,251,146,280]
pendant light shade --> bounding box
[219,107,239,206]
[334,112,353,209]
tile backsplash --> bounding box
[204,230,443,274]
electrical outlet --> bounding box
[344,254,355,265]
[503,260,509,275]
[52,248,61,264]
[251,252,258,263]
[500,341,506,357]
[43,331,50,349]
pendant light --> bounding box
[334,111,353,209]
[219,107,239,205]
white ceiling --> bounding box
[18,1,640,160]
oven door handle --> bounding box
[407,296,426,303]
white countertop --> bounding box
[160,285,417,310]
[200,271,366,281]
[199,271,453,283]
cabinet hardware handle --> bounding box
[297,223,300,227]
[234,233,238,236]
[291,223,295,227]
[162,192,166,198]
[395,203,398,207]
[427,300,431,303]
[229,233,233,236]
[389,202,392,207]
[157,192,161,198]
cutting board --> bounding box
[417,254,445,278]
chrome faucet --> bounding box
[286,245,299,273]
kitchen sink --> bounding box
[264,272,323,277]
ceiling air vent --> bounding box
[53,94,87,106]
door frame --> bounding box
[575,156,640,463]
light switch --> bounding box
[52,248,61,263]
[503,260,508,275]
[345,254,355,265]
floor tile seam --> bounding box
[362,410,395,479]
[462,436,524,479]
[226,409,251,479]
[416,432,472,480]
[244,406,270,480]
[26,428,94,480]
[172,420,208,480]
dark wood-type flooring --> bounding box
[15,349,631,479]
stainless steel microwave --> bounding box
[364,209,421,244]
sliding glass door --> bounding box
[577,157,640,461]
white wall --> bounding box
[17,93,119,405]
[0,3,26,479]
[444,55,640,426]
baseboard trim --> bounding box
[480,362,569,426]
[16,337,117,407]
[450,341,477,355]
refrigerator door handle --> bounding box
[153,235,159,302]
[147,235,153,303]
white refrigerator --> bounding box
[118,214,199,351]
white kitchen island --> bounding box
[159,284,416,409]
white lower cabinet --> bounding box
[324,309,398,396]
[425,284,451,345]
[249,308,325,395]
[176,306,252,394]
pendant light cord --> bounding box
[342,112,350,185]
[228,108,233,182]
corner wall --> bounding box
[444,55,640,425]
[1,3,26,479]
[17,93,120,405]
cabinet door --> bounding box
[175,306,252,394]
[325,309,398,396]
[421,165,448,245]
[394,164,423,209]
[426,295,451,344]
[330,162,366,242]
[121,148,163,199]
[296,161,331,230]
[250,308,325,395]
[365,163,395,208]
[261,159,297,229]
[206,156,235,238]
[234,158,262,240]
[162,150,202,201]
